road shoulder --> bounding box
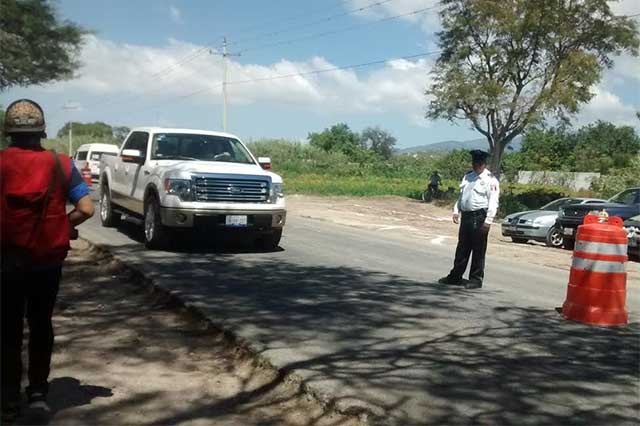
[37,240,363,426]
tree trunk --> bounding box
[489,141,507,179]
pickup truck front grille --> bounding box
[193,177,269,203]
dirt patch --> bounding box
[35,240,364,426]
[287,195,640,282]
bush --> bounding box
[590,158,640,197]
[499,184,572,216]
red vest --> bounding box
[1,146,73,266]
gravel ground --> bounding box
[14,240,363,426]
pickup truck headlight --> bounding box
[164,179,192,201]
[269,183,284,203]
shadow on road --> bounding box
[112,221,285,254]
[79,241,639,425]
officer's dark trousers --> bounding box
[449,210,489,283]
[1,266,61,407]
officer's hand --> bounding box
[481,223,491,233]
[452,213,459,224]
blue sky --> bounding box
[2,0,639,148]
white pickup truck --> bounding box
[99,127,286,249]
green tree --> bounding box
[573,121,640,173]
[0,105,7,148]
[426,0,639,176]
[519,126,576,171]
[308,123,361,157]
[112,126,131,141]
[0,0,86,91]
[57,121,114,139]
[433,149,472,181]
[360,126,397,159]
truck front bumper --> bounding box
[160,207,286,230]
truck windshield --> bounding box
[151,133,254,164]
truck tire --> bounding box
[257,229,282,251]
[100,185,121,227]
[545,226,564,248]
[144,195,170,249]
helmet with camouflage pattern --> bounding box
[3,99,46,135]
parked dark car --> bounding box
[624,214,640,260]
[557,187,640,250]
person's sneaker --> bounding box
[464,280,483,289]
[1,401,21,424]
[26,392,51,423]
[438,276,463,286]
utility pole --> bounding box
[62,101,79,156]
[222,37,228,132]
[218,37,240,132]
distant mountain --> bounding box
[397,136,522,154]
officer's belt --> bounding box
[461,209,487,216]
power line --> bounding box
[130,0,364,82]
[226,0,358,37]
[230,0,396,46]
[237,3,440,54]
[64,3,391,114]
[123,50,441,116]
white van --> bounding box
[74,143,120,178]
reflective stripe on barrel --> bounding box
[574,240,628,256]
[571,257,626,274]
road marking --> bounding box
[431,236,448,245]
[419,215,450,222]
[378,225,414,231]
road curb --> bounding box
[79,238,374,424]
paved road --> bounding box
[79,205,640,425]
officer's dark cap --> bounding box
[469,150,489,162]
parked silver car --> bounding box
[501,198,605,247]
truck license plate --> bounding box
[225,215,248,227]
[563,228,574,236]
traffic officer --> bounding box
[438,150,500,289]
[1,99,94,423]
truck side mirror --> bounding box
[121,149,145,164]
[258,157,272,170]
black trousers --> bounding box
[1,265,61,406]
[449,210,489,283]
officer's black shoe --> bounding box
[464,280,483,289]
[438,276,463,286]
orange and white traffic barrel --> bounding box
[81,165,92,187]
[561,212,628,326]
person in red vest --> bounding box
[1,99,94,423]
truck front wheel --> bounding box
[144,196,170,249]
[100,185,121,227]
[257,229,282,251]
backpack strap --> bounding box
[27,150,67,247]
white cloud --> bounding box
[16,32,638,132]
[608,0,640,16]
[169,5,183,24]
[347,0,441,35]
[576,86,639,127]
[36,35,435,123]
